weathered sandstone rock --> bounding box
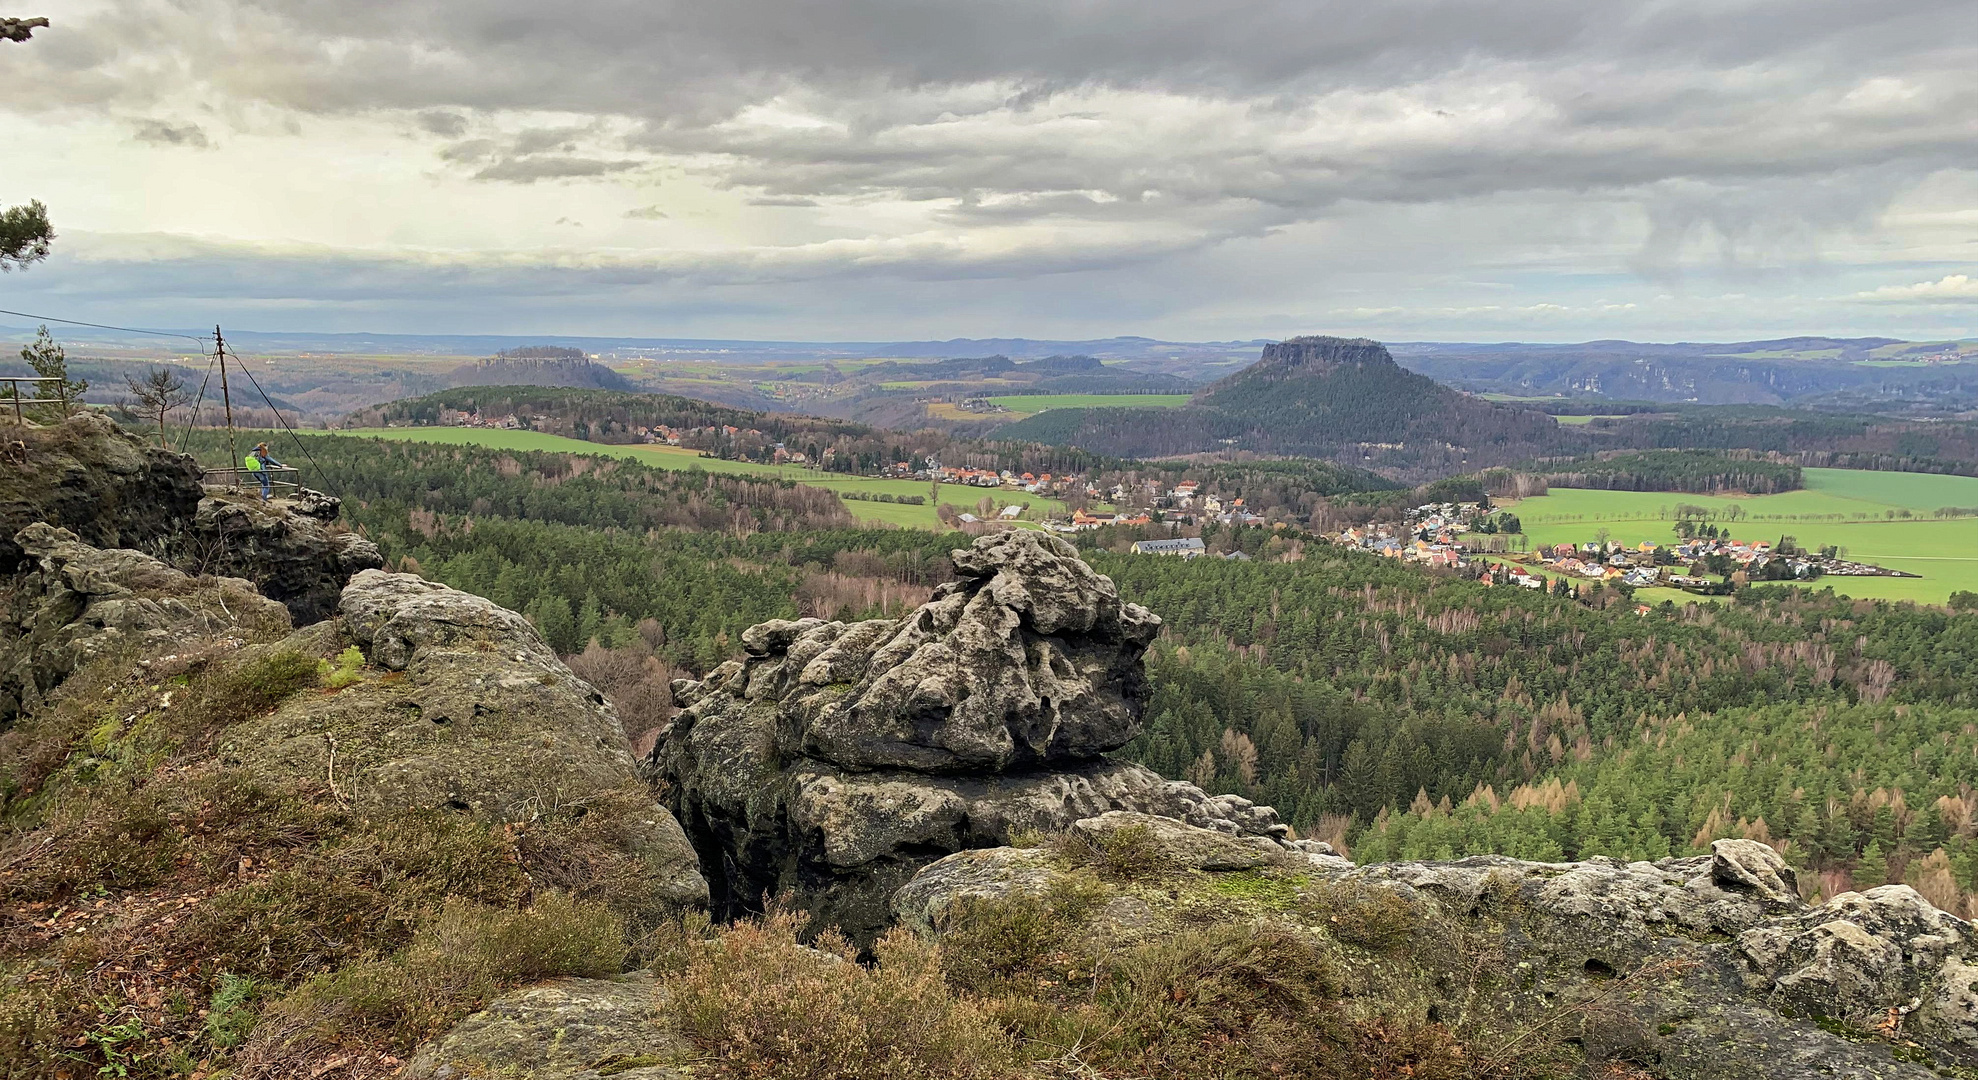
[401,973,686,1080]
[655,531,1305,942]
[0,413,203,572]
[223,570,708,917]
[0,523,288,723]
[896,829,1977,1079]
[190,491,383,624]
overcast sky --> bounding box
[2,0,1975,342]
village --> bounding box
[1317,500,1917,594]
[411,411,1919,590]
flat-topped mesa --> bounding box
[655,531,1314,942]
[1255,335,1397,374]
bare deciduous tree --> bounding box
[118,367,194,446]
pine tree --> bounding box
[1856,840,1890,889]
[22,326,84,419]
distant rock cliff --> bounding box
[1239,334,1397,378]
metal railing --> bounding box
[201,465,302,494]
[0,377,73,424]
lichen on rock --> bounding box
[0,522,288,723]
[223,570,709,918]
[655,531,1308,943]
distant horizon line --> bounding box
[1,322,1968,355]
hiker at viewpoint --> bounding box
[245,443,285,501]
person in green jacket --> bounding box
[246,442,285,501]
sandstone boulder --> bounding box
[896,822,1975,1079]
[401,973,686,1080]
[0,524,288,723]
[189,492,384,624]
[0,413,203,573]
[223,570,708,917]
[656,531,1303,943]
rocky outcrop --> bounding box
[0,523,289,723]
[402,973,685,1080]
[0,413,203,573]
[223,570,708,917]
[0,415,378,624]
[654,531,1313,942]
[1252,334,1397,375]
[189,491,384,624]
[897,830,1978,1079]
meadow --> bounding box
[1551,414,1628,426]
[1500,468,1978,603]
[328,427,1074,529]
[982,393,1193,416]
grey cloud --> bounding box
[438,138,498,163]
[131,119,210,148]
[624,205,669,219]
[510,126,588,155]
[417,109,468,136]
[9,0,1976,328]
[470,156,641,182]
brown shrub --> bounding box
[235,893,624,1075]
[1308,879,1422,950]
[670,909,1023,1080]
[1046,823,1168,882]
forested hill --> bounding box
[997,336,1592,479]
[348,386,874,445]
[1498,449,1805,495]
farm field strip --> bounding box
[982,393,1193,415]
[1501,468,1978,603]
[327,427,1076,529]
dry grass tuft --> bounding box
[671,908,1024,1080]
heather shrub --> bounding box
[1046,822,1167,881]
[237,893,624,1069]
[670,908,1023,1080]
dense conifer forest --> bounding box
[1510,449,1803,494]
[198,433,1978,916]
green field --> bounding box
[983,393,1193,417]
[330,427,1076,529]
[1552,414,1628,426]
[1501,468,1978,603]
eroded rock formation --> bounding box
[189,490,384,624]
[0,413,203,572]
[0,414,380,623]
[896,828,1978,1079]
[0,522,289,723]
[654,531,1317,942]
